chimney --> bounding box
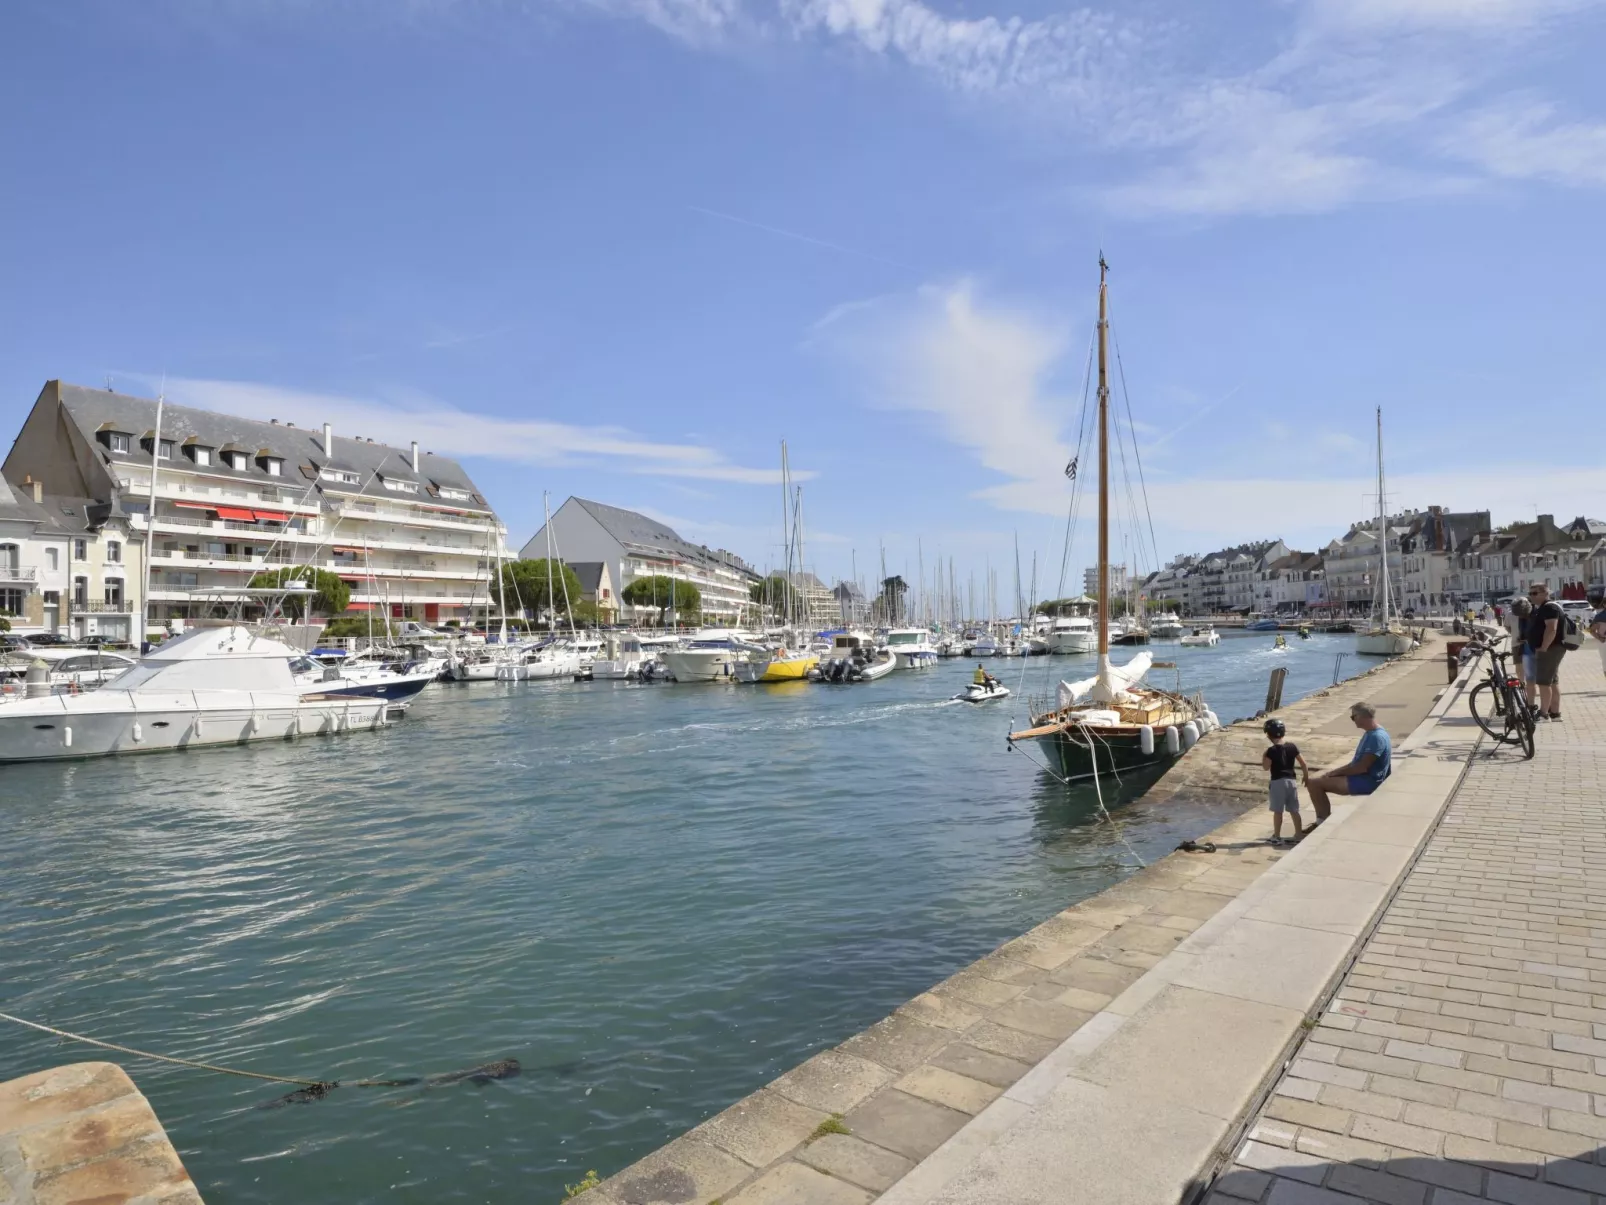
[322,422,333,459]
[411,441,419,473]
[30,478,43,504]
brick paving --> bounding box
[1211,643,1606,1204]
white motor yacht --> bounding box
[884,628,938,670]
[1046,615,1096,654]
[0,625,404,762]
[1149,614,1184,638]
[1179,626,1220,647]
[290,652,437,702]
[661,631,769,683]
[591,633,651,680]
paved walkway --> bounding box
[1211,643,1606,1204]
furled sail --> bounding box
[1057,650,1153,709]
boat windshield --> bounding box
[886,632,925,645]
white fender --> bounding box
[63,726,72,748]
[1205,710,1221,730]
[194,716,204,738]
[1182,721,1200,748]
[1139,724,1155,755]
[131,722,143,744]
[1165,725,1180,755]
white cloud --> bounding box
[154,377,800,484]
[810,280,1076,510]
[1446,97,1606,186]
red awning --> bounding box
[215,506,256,521]
[173,500,213,511]
[344,602,375,611]
[253,509,289,521]
[331,546,366,555]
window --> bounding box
[0,587,24,615]
[439,487,472,501]
[382,478,419,494]
[46,547,58,571]
[168,572,199,588]
[193,447,212,466]
[73,577,88,607]
[141,437,175,459]
[104,578,124,608]
[261,457,283,477]
[73,538,87,561]
[106,540,121,564]
[320,468,360,485]
[224,450,251,471]
[110,433,130,453]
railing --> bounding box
[0,566,39,582]
[72,600,133,614]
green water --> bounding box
[0,633,1360,1202]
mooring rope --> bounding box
[0,1010,411,1090]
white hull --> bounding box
[1355,628,1414,657]
[449,660,506,681]
[893,651,938,670]
[1179,632,1220,647]
[662,650,738,682]
[956,683,1010,703]
[1047,631,1096,654]
[0,693,397,763]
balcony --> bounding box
[71,600,134,614]
[0,565,39,584]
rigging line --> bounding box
[0,1010,402,1089]
[1055,330,1098,603]
[1110,328,1162,578]
[1008,730,1147,870]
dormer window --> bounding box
[99,430,132,454]
[223,450,251,471]
[184,442,214,467]
[257,453,284,477]
[320,467,360,485]
[438,487,471,502]
[382,477,419,494]
[141,436,176,460]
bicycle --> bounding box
[1461,635,1536,759]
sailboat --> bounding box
[1355,408,1415,657]
[1009,258,1216,781]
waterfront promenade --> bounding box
[585,639,1461,1204]
[1208,646,1606,1203]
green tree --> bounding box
[622,575,700,626]
[750,574,800,619]
[570,599,604,627]
[874,575,907,624]
[497,559,583,621]
[248,566,351,620]
[321,615,398,639]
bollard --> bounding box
[1265,666,1288,712]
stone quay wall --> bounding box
[580,637,1455,1205]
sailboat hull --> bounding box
[1355,630,1414,657]
[1039,731,1179,782]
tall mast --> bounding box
[139,389,164,651]
[780,439,791,629]
[1375,407,1390,627]
[1097,254,1111,661]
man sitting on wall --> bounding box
[1305,701,1392,825]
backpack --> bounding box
[1562,611,1583,650]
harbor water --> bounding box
[1,631,1364,1202]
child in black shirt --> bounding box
[1261,718,1308,846]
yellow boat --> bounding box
[760,652,818,681]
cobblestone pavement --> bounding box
[1211,643,1606,1204]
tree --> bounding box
[622,575,700,626]
[497,559,583,622]
[321,615,397,639]
[750,574,800,619]
[248,566,351,620]
[570,600,604,628]
[874,575,908,624]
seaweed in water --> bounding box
[259,1058,521,1107]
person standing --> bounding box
[1525,583,1568,721]
[1261,718,1307,846]
[1305,702,1392,824]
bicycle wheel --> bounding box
[1507,684,1536,759]
[1469,681,1515,744]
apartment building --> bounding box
[4,381,504,632]
[1083,563,1129,599]
[523,497,761,623]
[1397,507,1490,613]
[0,475,68,634]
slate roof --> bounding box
[569,561,607,594]
[52,383,492,512]
[568,497,758,579]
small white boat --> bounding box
[1046,615,1096,654]
[1179,626,1220,647]
[662,631,769,683]
[813,633,896,683]
[591,633,650,680]
[0,625,404,762]
[1149,614,1184,639]
[885,628,938,670]
[955,681,1011,703]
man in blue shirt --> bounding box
[1305,701,1392,825]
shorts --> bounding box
[1521,649,1536,680]
[1346,775,1379,796]
[1534,646,1566,687]
[1268,778,1301,814]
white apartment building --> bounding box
[4,382,504,633]
[523,497,761,624]
[1322,520,1409,612]
[0,475,68,635]
[1083,563,1129,599]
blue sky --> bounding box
[3,0,1604,599]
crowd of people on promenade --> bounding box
[1256,586,1606,847]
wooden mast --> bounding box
[1097,254,1110,661]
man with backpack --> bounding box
[1525,583,1571,722]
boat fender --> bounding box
[131,722,142,744]
[1165,725,1180,755]
[1196,713,1212,735]
[1181,721,1200,749]
[63,726,72,748]
[194,717,204,738]
[1139,724,1155,756]
[1205,710,1221,730]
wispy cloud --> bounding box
[809,279,1075,511]
[688,205,910,268]
[151,376,803,484]
[1446,97,1606,186]
[421,324,514,350]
